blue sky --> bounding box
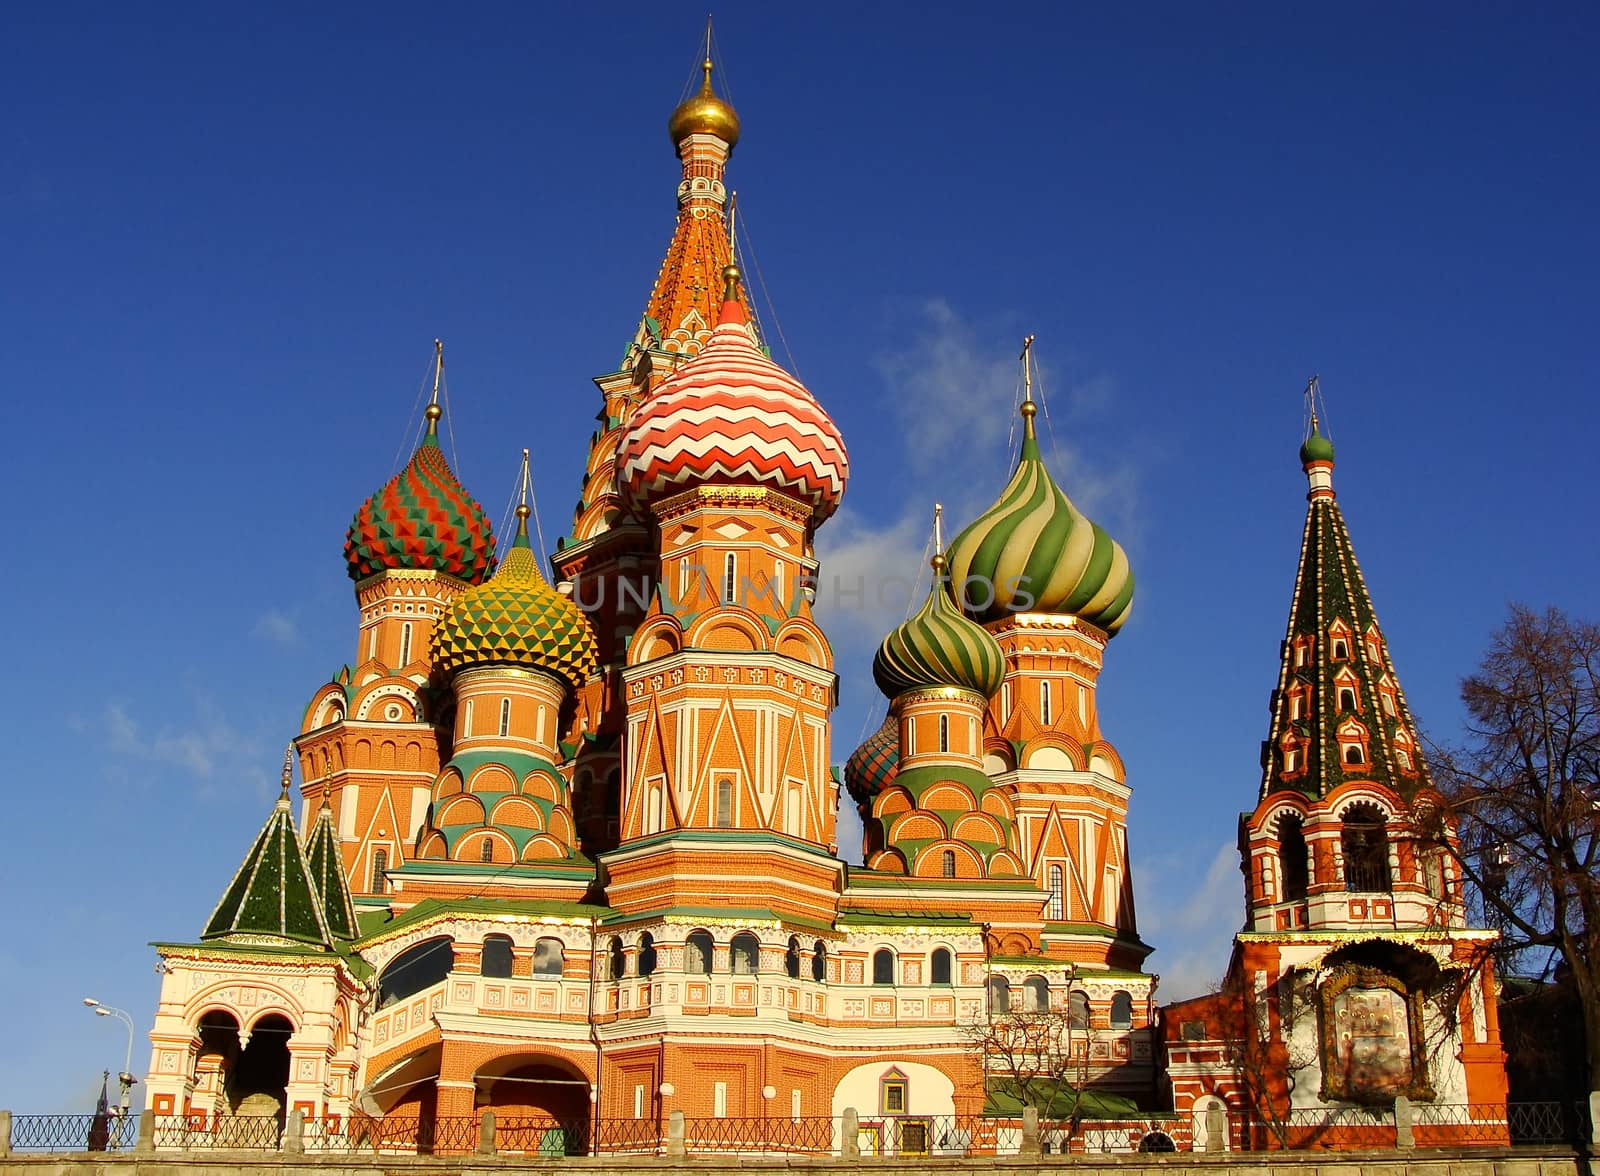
[4,2,1596,1112]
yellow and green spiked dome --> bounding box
[946,400,1133,634]
[345,405,496,583]
[872,556,1006,700]
[433,506,598,689]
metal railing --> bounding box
[681,1115,837,1155]
[1411,1101,1510,1145]
[1273,1105,1396,1149]
[10,1113,139,1153]
[152,1114,284,1150]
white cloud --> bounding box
[1139,840,1244,1002]
[94,700,272,798]
[252,609,300,646]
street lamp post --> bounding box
[82,999,138,1119]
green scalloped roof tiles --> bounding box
[345,423,496,583]
[946,411,1132,634]
[873,573,1005,699]
[203,794,333,950]
[433,524,599,689]
[303,805,359,940]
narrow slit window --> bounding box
[480,837,494,863]
[723,553,737,605]
[938,715,949,752]
[399,622,413,667]
[499,698,511,737]
[715,778,733,828]
[941,849,956,878]
[1040,682,1052,725]
[370,848,388,894]
[1048,864,1065,921]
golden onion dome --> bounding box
[668,59,741,149]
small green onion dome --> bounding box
[945,400,1133,634]
[1299,427,1336,466]
[843,716,901,807]
[872,557,1007,700]
[432,507,598,690]
[345,405,496,583]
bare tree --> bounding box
[1209,970,1320,1149]
[1422,605,1600,1091]
[961,1003,1091,1132]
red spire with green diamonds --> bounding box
[1259,378,1430,800]
[344,341,496,583]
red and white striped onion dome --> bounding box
[615,282,848,522]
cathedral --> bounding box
[140,43,1506,1154]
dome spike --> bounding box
[1019,334,1038,441]
[425,339,444,433]
[279,744,295,806]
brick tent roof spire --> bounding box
[1259,382,1430,800]
[200,748,336,950]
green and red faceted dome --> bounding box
[615,271,848,523]
[843,716,900,808]
[345,407,496,583]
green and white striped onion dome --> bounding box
[945,401,1133,634]
[872,560,1006,700]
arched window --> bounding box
[715,778,733,828]
[941,850,956,878]
[378,936,453,1008]
[370,848,389,893]
[1342,804,1392,892]
[463,699,475,734]
[1110,990,1133,1030]
[638,932,657,978]
[399,622,413,667]
[938,715,949,752]
[723,553,737,605]
[1040,682,1052,725]
[480,837,494,863]
[730,932,760,975]
[532,937,565,977]
[784,936,800,979]
[931,948,952,986]
[1048,864,1065,921]
[1023,976,1049,1013]
[1333,639,1349,659]
[686,930,714,975]
[811,941,828,982]
[1069,990,1090,1029]
[1278,813,1309,901]
[1344,744,1365,764]
[872,948,895,985]
[609,936,626,981]
[1339,687,1357,712]
[498,698,511,737]
[481,934,514,978]
[988,976,1011,1014]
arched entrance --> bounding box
[475,1054,591,1156]
[231,1014,293,1121]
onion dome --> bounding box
[844,716,901,807]
[873,553,1007,700]
[616,267,848,522]
[669,59,741,149]
[344,401,496,583]
[432,505,598,690]
[1300,424,1335,466]
[946,397,1134,634]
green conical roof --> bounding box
[304,804,359,941]
[202,757,334,950]
[873,562,1006,700]
[433,509,599,689]
[946,401,1133,634]
[1261,428,1430,800]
